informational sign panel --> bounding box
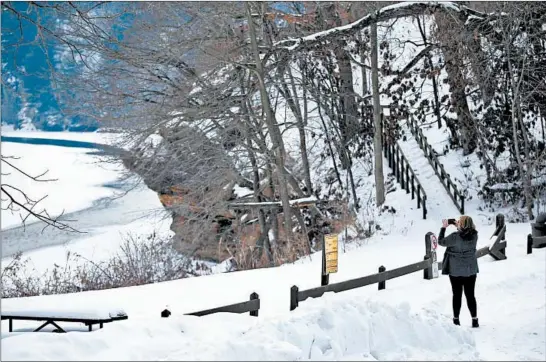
[430,233,439,278]
[324,234,338,274]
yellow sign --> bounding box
[324,234,338,274]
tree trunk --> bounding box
[434,12,477,155]
[508,55,534,220]
[287,66,313,195]
[246,3,293,239]
[335,44,359,170]
[517,95,535,220]
[240,94,271,262]
[417,16,442,129]
[371,22,385,206]
[359,31,369,97]
[276,61,313,195]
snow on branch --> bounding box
[487,175,546,192]
[228,196,320,209]
[274,1,489,52]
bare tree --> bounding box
[1,155,80,232]
[1,1,121,232]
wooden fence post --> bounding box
[395,147,400,182]
[527,234,533,255]
[496,213,506,257]
[290,285,299,311]
[321,234,329,286]
[390,143,395,170]
[424,232,433,280]
[378,266,386,290]
[249,292,259,317]
[411,175,415,199]
[422,196,427,219]
[423,255,430,279]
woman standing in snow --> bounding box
[439,215,479,328]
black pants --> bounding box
[449,275,477,318]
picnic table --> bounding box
[1,307,128,333]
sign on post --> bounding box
[430,233,439,278]
[324,234,338,274]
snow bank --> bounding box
[1,221,544,360]
[1,298,478,361]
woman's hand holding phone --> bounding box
[442,218,458,228]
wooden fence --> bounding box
[186,292,260,317]
[527,234,546,254]
[162,292,261,318]
[406,115,465,214]
[527,218,546,254]
[290,214,508,311]
[361,105,428,219]
[383,124,428,219]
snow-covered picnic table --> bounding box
[1,306,128,333]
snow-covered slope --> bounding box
[1,220,544,360]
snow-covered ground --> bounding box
[3,133,543,361]
[1,132,543,359]
[1,217,544,360]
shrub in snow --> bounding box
[0,233,211,298]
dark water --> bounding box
[0,136,127,157]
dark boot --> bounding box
[453,318,460,326]
[472,318,479,328]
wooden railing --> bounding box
[383,126,428,219]
[406,115,465,214]
[361,105,428,219]
[290,215,508,311]
[161,293,261,319]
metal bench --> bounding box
[1,309,128,333]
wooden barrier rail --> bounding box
[406,115,465,214]
[291,214,508,311]
[186,292,260,317]
[162,293,261,319]
[384,129,428,219]
[361,105,428,219]
[290,258,432,310]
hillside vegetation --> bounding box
[2,1,545,267]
